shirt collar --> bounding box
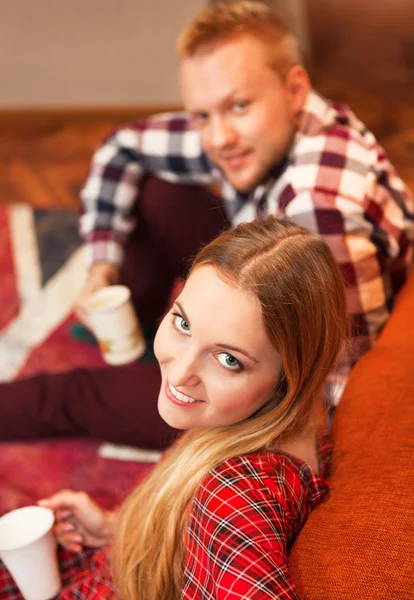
[297,89,338,137]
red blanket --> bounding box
[0,205,152,515]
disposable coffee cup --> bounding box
[0,506,61,600]
[84,285,146,365]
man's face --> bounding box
[180,33,308,192]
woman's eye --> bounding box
[173,314,191,336]
[217,353,242,371]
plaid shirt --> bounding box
[80,89,414,397]
[182,446,330,599]
[0,438,330,600]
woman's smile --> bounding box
[154,265,281,430]
[165,380,204,406]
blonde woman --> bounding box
[0,217,347,599]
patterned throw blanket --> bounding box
[0,204,155,515]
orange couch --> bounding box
[290,270,414,598]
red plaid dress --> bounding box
[0,436,331,599]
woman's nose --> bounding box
[169,350,200,388]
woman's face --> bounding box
[154,265,282,430]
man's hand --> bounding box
[38,490,117,552]
[76,263,120,328]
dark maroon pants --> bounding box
[0,177,229,450]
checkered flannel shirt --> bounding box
[80,89,414,399]
[0,438,330,599]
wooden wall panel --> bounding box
[308,0,414,86]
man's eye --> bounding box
[173,314,191,336]
[193,113,209,125]
[217,353,242,371]
[233,102,247,113]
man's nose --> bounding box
[209,115,237,149]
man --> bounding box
[1,1,413,449]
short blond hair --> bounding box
[177,1,302,77]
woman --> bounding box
[0,217,347,599]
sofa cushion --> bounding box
[376,270,414,350]
[289,346,414,599]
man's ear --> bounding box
[285,65,310,115]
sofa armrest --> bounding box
[290,346,414,599]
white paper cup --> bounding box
[84,285,146,365]
[0,506,61,600]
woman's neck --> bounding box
[278,428,319,474]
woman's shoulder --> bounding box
[185,452,323,599]
[197,451,318,516]
[195,449,329,529]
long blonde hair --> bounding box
[177,1,302,78]
[112,217,347,600]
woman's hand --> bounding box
[38,490,116,552]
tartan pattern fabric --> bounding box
[79,89,414,403]
[0,438,330,599]
[182,450,329,599]
[0,547,115,600]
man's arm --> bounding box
[282,119,414,398]
[284,179,414,397]
[79,111,217,271]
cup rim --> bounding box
[0,506,55,552]
[84,284,131,315]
